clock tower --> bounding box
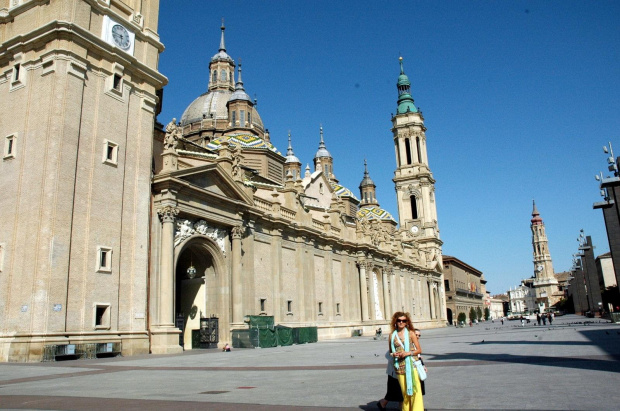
[530,201,560,309]
[392,57,442,266]
[0,0,166,361]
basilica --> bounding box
[0,0,444,361]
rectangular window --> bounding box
[287,300,292,313]
[113,74,122,91]
[97,246,112,273]
[260,298,266,312]
[336,303,340,315]
[13,64,20,82]
[4,134,16,159]
[444,280,450,292]
[240,110,245,126]
[231,111,237,126]
[102,140,118,165]
[318,302,323,315]
[94,304,111,329]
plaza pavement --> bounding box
[0,314,619,410]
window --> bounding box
[97,246,112,273]
[212,70,217,83]
[248,111,252,125]
[416,137,422,163]
[405,138,412,165]
[410,195,418,219]
[260,298,266,313]
[444,280,450,292]
[240,110,245,126]
[336,303,340,315]
[287,300,292,313]
[4,134,16,159]
[13,63,20,82]
[113,74,122,91]
[102,140,118,165]
[318,302,323,315]
[10,57,25,91]
[94,304,111,329]
[221,70,227,81]
[231,111,236,126]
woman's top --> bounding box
[392,333,414,375]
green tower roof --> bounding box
[396,57,418,114]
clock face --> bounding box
[410,225,420,235]
[537,265,544,272]
[111,24,131,50]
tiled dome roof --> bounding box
[330,182,359,201]
[357,206,396,222]
[207,134,282,156]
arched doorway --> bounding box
[175,236,226,349]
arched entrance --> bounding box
[174,236,227,349]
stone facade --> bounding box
[0,1,446,361]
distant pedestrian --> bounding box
[548,313,553,325]
[542,314,547,326]
[501,318,504,325]
[537,314,541,326]
[520,316,525,327]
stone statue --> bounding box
[164,118,181,151]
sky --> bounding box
[156,0,620,295]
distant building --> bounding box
[490,294,509,319]
[507,283,535,315]
[443,256,484,325]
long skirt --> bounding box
[397,368,424,411]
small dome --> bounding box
[207,133,281,156]
[211,50,234,63]
[359,159,375,188]
[330,182,359,201]
[357,206,396,222]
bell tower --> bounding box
[0,0,166,361]
[392,57,440,254]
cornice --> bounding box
[0,20,167,88]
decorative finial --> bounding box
[399,56,405,74]
[319,124,324,143]
[219,18,226,52]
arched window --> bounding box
[410,195,418,219]
[231,111,236,125]
[212,70,217,83]
[405,138,412,165]
[221,70,227,81]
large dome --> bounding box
[179,90,264,130]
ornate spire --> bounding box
[285,131,300,164]
[396,56,417,114]
[314,125,331,159]
[229,61,251,102]
[219,18,226,52]
[531,200,543,224]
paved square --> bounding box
[1,314,619,410]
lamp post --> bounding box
[593,142,620,292]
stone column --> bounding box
[295,235,306,322]
[382,267,391,319]
[151,205,183,355]
[324,245,334,320]
[429,280,437,319]
[357,258,369,321]
[231,224,244,325]
[368,265,377,320]
[271,228,283,323]
[157,206,178,327]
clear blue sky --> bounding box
[157,0,620,295]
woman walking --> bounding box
[389,312,424,411]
